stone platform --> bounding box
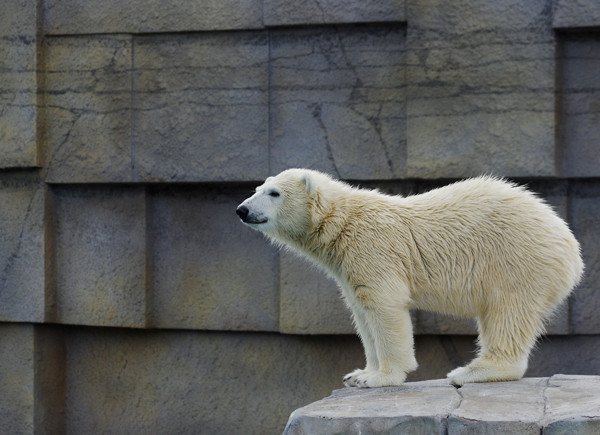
[284,375,600,434]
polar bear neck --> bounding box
[288,185,368,277]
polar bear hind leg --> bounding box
[448,297,548,386]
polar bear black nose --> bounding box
[236,205,249,220]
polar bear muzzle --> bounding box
[236,205,268,225]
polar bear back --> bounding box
[377,177,582,316]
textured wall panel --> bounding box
[264,0,406,26]
[133,32,269,182]
[149,185,279,331]
[569,181,600,334]
[43,0,263,34]
[553,0,600,29]
[406,0,556,178]
[63,328,364,434]
[60,328,600,433]
[560,33,600,177]
[53,186,147,327]
[270,24,406,179]
[44,36,134,182]
[0,324,34,433]
[0,173,45,322]
[0,0,39,168]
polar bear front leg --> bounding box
[343,307,379,387]
[351,288,418,388]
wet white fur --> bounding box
[238,169,584,387]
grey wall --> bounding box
[1,0,599,433]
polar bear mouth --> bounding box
[246,217,268,224]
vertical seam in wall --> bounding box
[35,0,45,169]
[267,28,272,177]
[554,30,564,178]
[43,184,58,324]
[130,34,136,182]
[144,185,154,328]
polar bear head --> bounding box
[236,168,332,242]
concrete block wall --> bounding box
[1,1,599,433]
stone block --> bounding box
[285,375,600,434]
[43,0,263,34]
[0,172,45,322]
[149,185,279,331]
[0,323,35,434]
[285,380,461,434]
[52,186,147,327]
[543,375,600,433]
[63,328,364,434]
[448,378,546,434]
[132,32,269,182]
[44,35,134,182]
[406,0,556,178]
[0,0,39,168]
[270,24,406,180]
[264,0,405,26]
[553,0,600,29]
[568,181,600,334]
[280,251,353,334]
[560,33,600,177]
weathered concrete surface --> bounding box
[62,328,364,434]
[0,0,39,168]
[44,0,406,34]
[44,0,264,34]
[406,0,556,178]
[52,185,147,327]
[264,0,405,26]
[0,324,35,434]
[284,375,600,434]
[133,32,269,182]
[0,172,45,322]
[149,185,279,331]
[560,33,600,178]
[43,35,134,182]
[553,0,600,29]
[0,324,65,435]
[270,24,406,180]
[569,180,600,334]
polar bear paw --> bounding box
[343,368,369,387]
[343,369,407,388]
[447,358,527,386]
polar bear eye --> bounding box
[268,190,280,198]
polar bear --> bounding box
[236,169,584,387]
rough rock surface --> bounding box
[284,375,600,434]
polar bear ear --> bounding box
[301,172,314,194]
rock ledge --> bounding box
[284,375,600,434]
